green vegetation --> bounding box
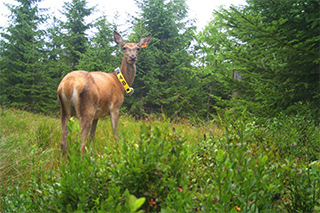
[1,0,319,212]
[196,0,319,119]
[1,108,319,212]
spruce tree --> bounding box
[45,16,72,79]
[77,17,120,72]
[0,0,49,111]
[199,0,320,118]
[195,24,232,119]
[128,0,196,117]
[60,0,94,70]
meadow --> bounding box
[0,108,319,212]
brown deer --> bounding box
[57,31,152,155]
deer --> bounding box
[57,31,152,155]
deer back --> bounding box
[57,71,124,119]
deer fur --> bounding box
[57,31,152,155]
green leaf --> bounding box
[132,197,146,212]
[230,208,238,213]
[225,161,232,169]
[125,190,146,213]
[217,149,225,162]
[261,155,268,165]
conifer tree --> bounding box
[45,16,72,79]
[128,0,196,117]
[199,0,320,118]
[60,0,94,69]
[77,17,120,72]
[195,24,232,119]
[0,0,49,111]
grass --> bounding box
[0,109,59,187]
[0,108,319,212]
[0,108,214,191]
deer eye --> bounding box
[123,47,126,50]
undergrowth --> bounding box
[0,108,319,212]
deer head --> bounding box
[114,31,152,64]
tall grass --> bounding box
[0,108,319,212]
[0,109,57,190]
[0,108,212,191]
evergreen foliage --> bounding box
[195,26,233,120]
[76,17,120,72]
[0,0,56,112]
[127,0,197,117]
[198,0,320,119]
[60,0,94,69]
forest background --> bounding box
[0,0,319,122]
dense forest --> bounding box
[0,0,319,121]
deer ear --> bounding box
[114,31,125,47]
[138,33,152,47]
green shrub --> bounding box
[1,109,319,212]
[110,120,191,212]
[188,109,319,212]
[280,160,320,213]
[265,113,320,163]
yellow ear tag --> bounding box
[142,42,147,49]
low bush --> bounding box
[1,109,319,212]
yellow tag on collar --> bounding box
[115,68,133,95]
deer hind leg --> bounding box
[58,95,70,155]
[79,115,94,154]
[60,113,70,155]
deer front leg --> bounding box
[110,108,119,141]
[89,119,99,142]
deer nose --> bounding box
[130,55,137,61]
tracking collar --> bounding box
[115,67,134,95]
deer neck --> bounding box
[120,57,136,87]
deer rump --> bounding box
[58,71,124,120]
